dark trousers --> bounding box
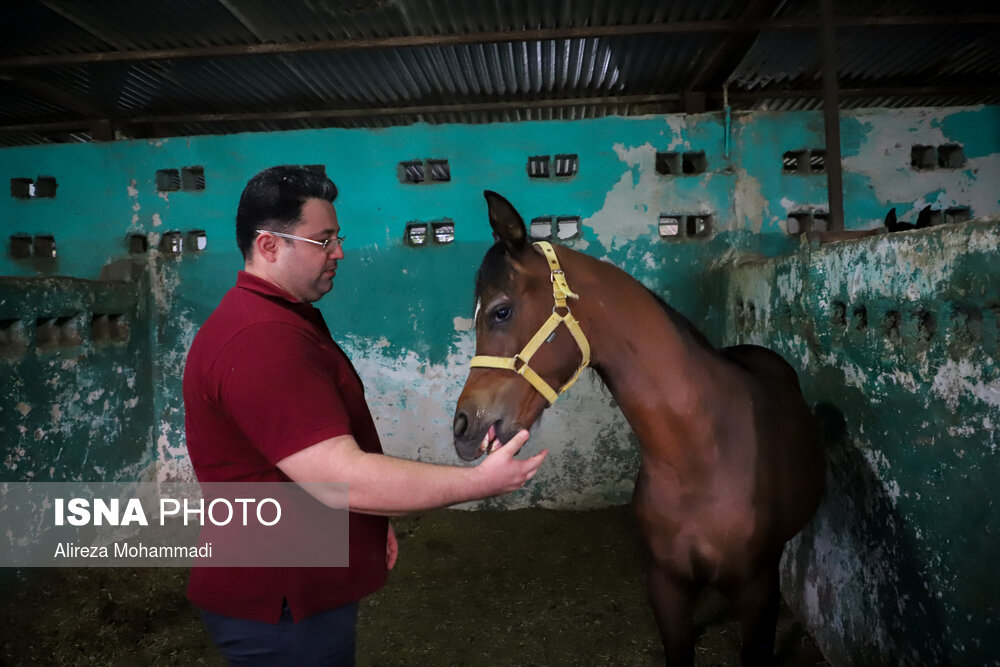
[200,601,358,666]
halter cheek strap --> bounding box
[469,241,591,405]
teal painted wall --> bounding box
[727,221,1000,665]
[1,106,998,663]
[0,269,154,482]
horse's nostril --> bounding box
[453,412,468,438]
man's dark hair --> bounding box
[236,165,338,260]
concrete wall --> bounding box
[728,221,1000,665]
[0,269,154,482]
[2,105,998,663]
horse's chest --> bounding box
[633,466,757,580]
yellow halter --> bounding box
[469,241,591,405]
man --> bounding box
[182,165,547,665]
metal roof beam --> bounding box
[728,83,1000,100]
[2,15,999,69]
[5,82,1000,137]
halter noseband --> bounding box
[469,241,591,405]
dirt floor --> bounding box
[0,506,828,666]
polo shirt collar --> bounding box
[236,270,302,303]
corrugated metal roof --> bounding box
[1,0,999,146]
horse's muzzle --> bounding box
[452,410,486,461]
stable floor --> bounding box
[1,506,827,666]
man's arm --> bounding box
[277,430,546,516]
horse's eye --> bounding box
[491,305,512,323]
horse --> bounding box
[452,191,825,666]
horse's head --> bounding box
[452,191,590,461]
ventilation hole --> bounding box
[937,144,966,169]
[911,145,936,170]
[917,310,937,341]
[156,169,180,192]
[556,216,581,240]
[787,212,812,235]
[91,314,111,342]
[681,151,707,175]
[746,302,757,329]
[10,178,32,199]
[945,206,972,224]
[159,231,183,254]
[404,223,428,246]
[33,235,56,259]
[431,221,454,244]
[832,301,847,327]
[427,159,450,182]
[399,161,424,184]
[528,156,550,178]
[37,315,80,350]
[853,306,868,331]
[655,152,680,176]
[36,317,58,349]
[882,311,901,341]
[735,299,746,331]
[181,166,205,191]
[55,316,80,346]
[186,230,207,251]
[686,215,712,238]
[554,154,578,178]
[91,314,130,345]
[658,214,681,238]
[783,150,808,174]
[108,314,129,343]
[10,234,32,259]
[812,211,831,232]
[809,150,826,173]
[127,234,149,254]
[33,176,57,198]
[530,217,554,240]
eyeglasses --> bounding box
[255,229,345,252]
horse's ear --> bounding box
[484,190,528,251]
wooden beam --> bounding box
[727,83,1000,100]
[3,82,999,136]
[1,15,998,70]
[0,94,683,134]
[126,94,685,124]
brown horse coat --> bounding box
[454,192,824,666]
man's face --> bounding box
[272,198,345,303]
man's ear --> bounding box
[484,191,528,252]
[253,232,281,263]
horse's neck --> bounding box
[571,253,722,458]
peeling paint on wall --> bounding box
[729,218,1000,665]
[2,105,999,663]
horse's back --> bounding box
[721,344,802,390]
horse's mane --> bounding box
[644,288,717,353]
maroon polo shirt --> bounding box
[183,270,388,623]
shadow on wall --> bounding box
[782,403,947,667]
